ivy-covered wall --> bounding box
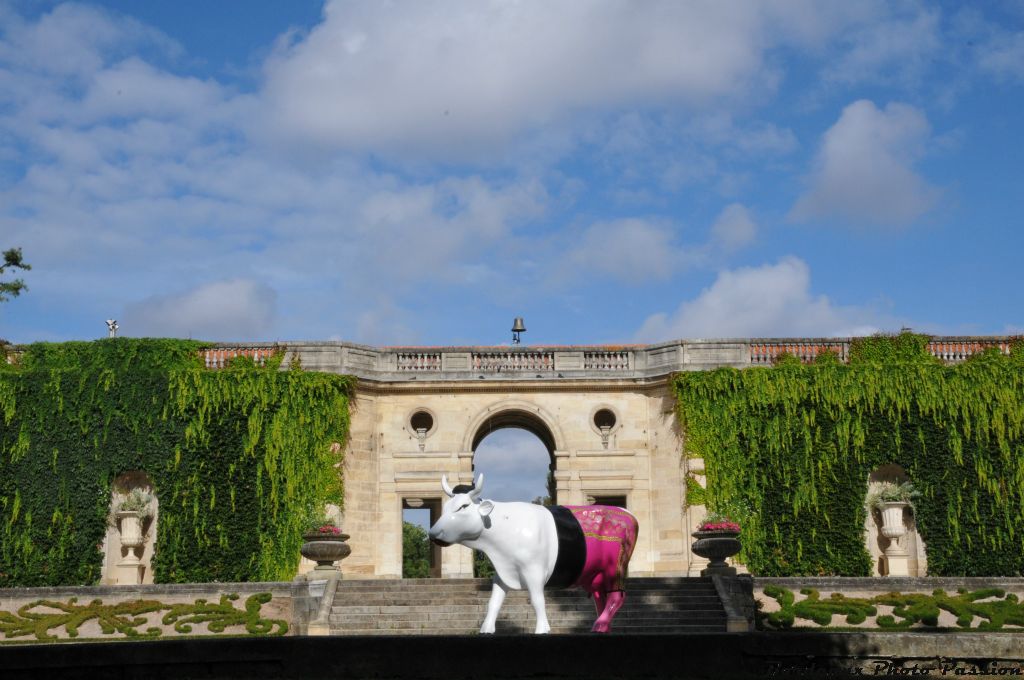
[0,339,353,586]
[674,334,1024,577]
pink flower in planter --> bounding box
[698,521,741,532]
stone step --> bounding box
[327,602,720,610]
[330,620,728,631]
[329,610,727,623]
[329,624,723,635]
[332,584,717,593]
[334,578,715,590]
[331,619,726,628]
[332,589,718,600]
[327,576,729,635]
[331,590,718,599]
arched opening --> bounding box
[471,409,557,504]
[471,409,558,578]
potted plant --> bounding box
[115,489,153,550]
[691,511,742,576]
[866,481,920,540]
[300,515,351,577]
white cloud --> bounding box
[121,279,277,340]
[0,4,178,78]
[686,114,798,156]
[259,1,824,157]
[79,58,230,123]
[978,30,1024,80]
[709,203,756,252]
[790,100,938,226]
[635,257,885,341]
[557,205,758,287]
[823,9,941,85]
[352,298,418,346]
[562,218,684,285]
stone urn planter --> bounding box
[300,531,351,580]
[118,511,145,551]
[879,501,908,541]
[878,500,910,576]
[115,510,146,585]
[691,529,742,577]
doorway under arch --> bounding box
[474,428,554,503]
[469,406,559,504]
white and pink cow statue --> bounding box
[428,473,638,634]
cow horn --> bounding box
[441,474,454,497]
[469,473,484,499]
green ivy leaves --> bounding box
[0,339,353,586]
[675,335,1024,576]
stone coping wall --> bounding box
[755,577,1024,631]
[0,581,323,643]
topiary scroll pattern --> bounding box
[761,586,1024,631]
[0,592,287,641]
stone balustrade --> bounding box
[584,349,633,371]
[749,341,849,365]
[3,336,1015,379]
[396,351,441,371]
[927,339,1012,363]
[202,346,278,369]
[184,335,1017,381]
[472,350,554,372]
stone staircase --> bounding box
[328,577,728,635]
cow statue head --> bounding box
[428,473,493,547]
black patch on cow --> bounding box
[545,506,585,589]
[451,484,475,494]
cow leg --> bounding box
[592,589,606,617]
[522,569,551,634]
[590,590,625,633]
[480,577,509,634]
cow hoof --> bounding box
[480,626,496,634]
[591,624,610,633]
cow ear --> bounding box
[478,500,494,517]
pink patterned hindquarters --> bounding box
[565,506,639,592]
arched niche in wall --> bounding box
[101,471,158,585]
[865,464,927,576]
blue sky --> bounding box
[2,0,1022,349]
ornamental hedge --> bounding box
[674,334,1024,577]
[0,339,353,586]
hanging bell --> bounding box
[511,317,526,345]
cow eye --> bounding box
[456,503,470,512]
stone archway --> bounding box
[462,400,565,456]
[342,383,686,579]
[465,401,562,503]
